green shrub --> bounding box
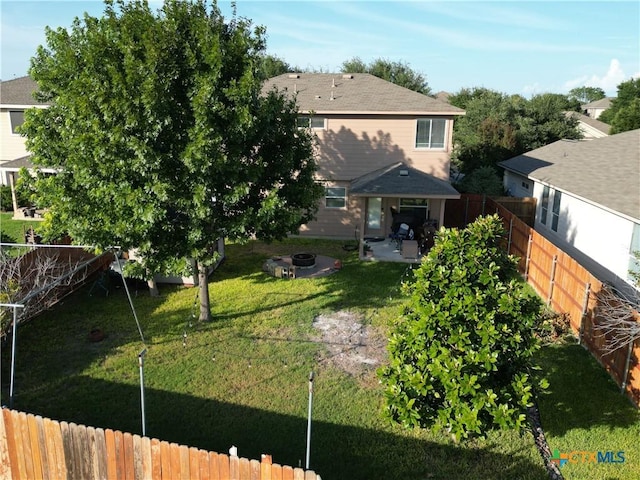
[0,185,12,212]
[379,215,545,442]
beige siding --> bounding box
[0,109,29,161]
[314,115,453,181]
[299,182,361,238]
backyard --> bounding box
[1,237,638,479]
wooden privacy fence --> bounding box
[0,408,320,480]
[448,194,640,406]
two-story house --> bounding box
[262,73,464,242]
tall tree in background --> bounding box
[341,57,431,94]
[258,54,294,80]
[22,0,323,321]
[568,86,606,104]
[599,78,640,133]
[448,88,581,179]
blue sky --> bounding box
[2,1,638,97]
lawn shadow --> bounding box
[535,342,640,437]
[12,376,549,480]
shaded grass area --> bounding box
[1,238,637,479]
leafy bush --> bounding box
[379,215,545,442]
[0,186,12,212]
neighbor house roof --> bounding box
[0,76,46,107]
[582,97,613,110]
[498,129,640,221]
[350,162,460,198]
[262,73,465,115]
[564,111,610,135]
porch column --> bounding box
[8,172,19,216]
[438,200,446,228]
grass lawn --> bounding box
[2,238,638,479]
[0,211,37,244]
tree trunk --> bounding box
[147,277,159,297]
[527,399,564,480]
[197,260,211,322]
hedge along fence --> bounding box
[447,194,640,406]
[0,408,321,480]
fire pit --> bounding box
[291,253,316,268]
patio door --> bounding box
[365,197,383,236]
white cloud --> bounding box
[564,59,630,95]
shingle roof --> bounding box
[565,111,610,134]
[0,76,45,106]
[582,97,613,110]
[0,155,33,170]
[350,162,460,198]
[262,73,465,115]
[498,129,640,221]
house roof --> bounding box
[582,97,613,110]
[0,76,45,106]
[564,111,610,135]
[0,155,34,170]
[350,162,461,198]
[262,73,465,115]
[498,129,640,221]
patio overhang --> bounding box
[350,163,459,262]
[349,162,461,199]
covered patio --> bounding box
[350,163,460,262]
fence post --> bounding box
[620,338,635,395]
[524,233,533,281]
[507,216,514,254]
[547,255,557,307]
[482,195,486,216]
[578,282,591,345]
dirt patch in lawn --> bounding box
[312,310,387,383]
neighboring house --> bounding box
[565,111,610,139]
[262,73,464,241]
[499,129,640,294]
[0,76,54,213]
[582,97,613,119]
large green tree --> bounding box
[378,216,559,479]
[568,86,605,104]
[448,88,581,176]
[341,57,430,94]
[599,78,640,133]
[22,0,323,320]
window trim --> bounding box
[415,118,446,150]
[325,186,346,209]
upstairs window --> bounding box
[325,186,346,208]
[415,118,446,149]
[551,191,562,232]
[9,110,25,134]
[297,116,325,129]
[540,186,550,225]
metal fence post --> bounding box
[305,371,314,470]
[138,348,148,437]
